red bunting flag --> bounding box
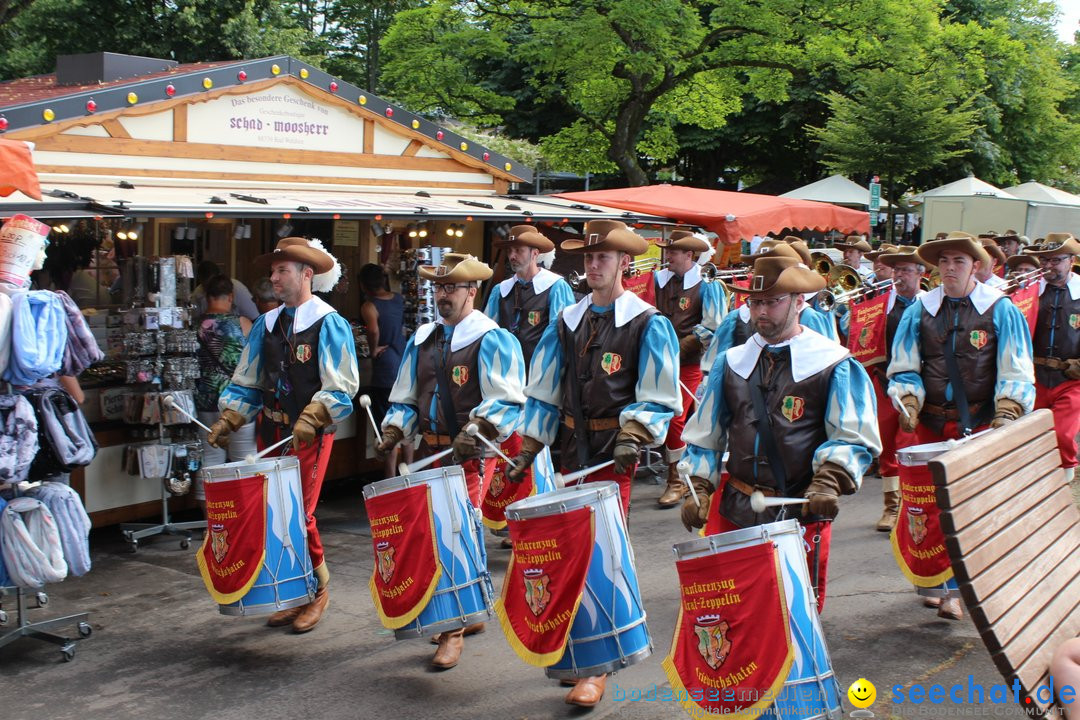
[496,507,595,666]
[891,463,953,586]
[623,270,656,305]
[662,542,793,720]
[1009,283,1039,337]
[846,292,889,366]
[197,474,267,605]
[367,484,442,629]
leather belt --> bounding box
[921,401,985,421]
[726,476,778,498]
[1035,357,1068,370]
[262,408,291,425]
[422,432,453,448]
[562,416,620,431]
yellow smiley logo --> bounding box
[848,678,876,708]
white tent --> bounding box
[1005,181,1080,207]
[909,175,1017,203]
[780,173,892,208]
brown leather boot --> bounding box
[291,587,329,633]
[565,675,607,707]
[429,621,485,644]
[937,594,963,621]
[432,628,464,669]
[266,605,304,627]
[876,477,900,532]
[658,463,688,507]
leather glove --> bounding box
[375,425,405,461]
[680,476,714,532]
[292,401,331,450]
[207,409,245,449]
[507,435,545,483]
[804,461,857,520]
[897,395,920,434]
[1064,358,1080,380]
[613,419,652,474]
[679,334,704,364]
[991,398,1023,428]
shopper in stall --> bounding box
[251,277,280,316]
[192,260,259,321]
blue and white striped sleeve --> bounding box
[547,279,576,324]
[993,299,1036,413]
[801,307,838,341]
[521,321,565,445]
[693,281,727,349]
[887,300,926,409]
[701,308,739,374]
[681,353,731,488]
[383,334,421,440]
[620,313,682,445]
[219,315,267,421]
[314,313,360,423]
[815,358,881,489]
[483,288,500,320]
[472,329,526,439]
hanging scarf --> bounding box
[4,290,67,385]
[26,482,91,577]
[24,387,96,475]
[0,496,67,587]
[54,291,104,376]
[0,393,37,484]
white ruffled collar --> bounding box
[562,290,652,331]
[413,309,499,351]
[497,267,562,298]
[725,327,849,382]
[1038,273,1080,300]
[655,263,702,290]
[920,283,1002,317]
[263,296,334,335]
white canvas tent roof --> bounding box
[779,174,892,208]
[1005,181,1080,207]
[910,175,1016,204]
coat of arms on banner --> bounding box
[524,568,551,616]
[527,311,542,326]
[695,615,733,670]
[781,395,805,422]
[908,507,928,545]
[969,330,989,349]
[452,365,470,386]
[489,470,505,499]
[210,523,229,563]
[376,541,396,584]
[858,326,871,348]
[1071,314,1080,330]
[295,343,312,363]
[679,297,690,311]
[601,352,622,375]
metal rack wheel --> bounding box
[61,646,75,662]
[36,592,48,606]
[179,538,190,550]
[78,622,92,638]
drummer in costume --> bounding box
[832,235,874,279]
[376,253,526,669]
[681,255,881,611]
[887,231,1035,619]
[209,237,360,633]
[508,219,681,708]
[653,230,727,508]
[1024,233,1080,473]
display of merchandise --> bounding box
[397,246,450,336]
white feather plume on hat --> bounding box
[694,233,716,266]
[307,238,343,293]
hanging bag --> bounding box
[0,393,38,484]
[24,386,97,478]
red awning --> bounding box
[0,138,41,201]
[556,184,870,245]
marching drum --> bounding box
[200,456,316,616]
[505,482,651,679]
[673,520,842,720]
[363,465,494,639]
[894,441,956,596]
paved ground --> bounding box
[0,471,1039,720]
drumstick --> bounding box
[357,394,383,444]
[399,447,455,475]
[675,461,700,507]
[553,459,615,487]
[464,422,515,466]
[886,386,911,420]
[750,490,810,514]
[161,394,214,434]
[245,435,294,464]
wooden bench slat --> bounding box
[996,572,1080,669]
[1006,616,1080,694]
[943,464,1060,533]
[937,437,1059,508]
[985,558,1080,654]
[928,410,1054,481]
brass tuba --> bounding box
[811,251,833,276]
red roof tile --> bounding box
[0,60,239,108]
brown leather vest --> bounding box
[655,275,703,338]
[496,281,552,367]
[415,325,485,436]
[556,306,656,470]
[720,346,841,527]
[733,311,751,347]
[259,311,334,446]
[918,296,999,433]
[1034,284,1080,388]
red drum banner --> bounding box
[482,433,535,531]
[1009,283,1039,337]
[367,484,441,628]
[891,463,953,586]
[624,270,656,305]
[662,542,793,720]
[197,475,267,604]
[496,507,594,666]
[846,292,889,366]
[731,278,751,309]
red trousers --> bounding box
[705,500,832,614]
[1035,380,1080,468]
[915,421,989,445]
[258,429,334,572]
[871,371,917,476]
[665,364,703,452]
[565,464,637,520]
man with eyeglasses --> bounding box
[1025,233,1080,474]
[375,252,526,670]
[507,219,680,708]
[888,231,1034,620]
[681,254,880,612]
[652,230,728,508]
[209,237,360,634]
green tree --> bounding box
[808,70,980,242]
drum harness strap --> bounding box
[434,327,462,439]
[564,318,598,470]
[941,300,975,437]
